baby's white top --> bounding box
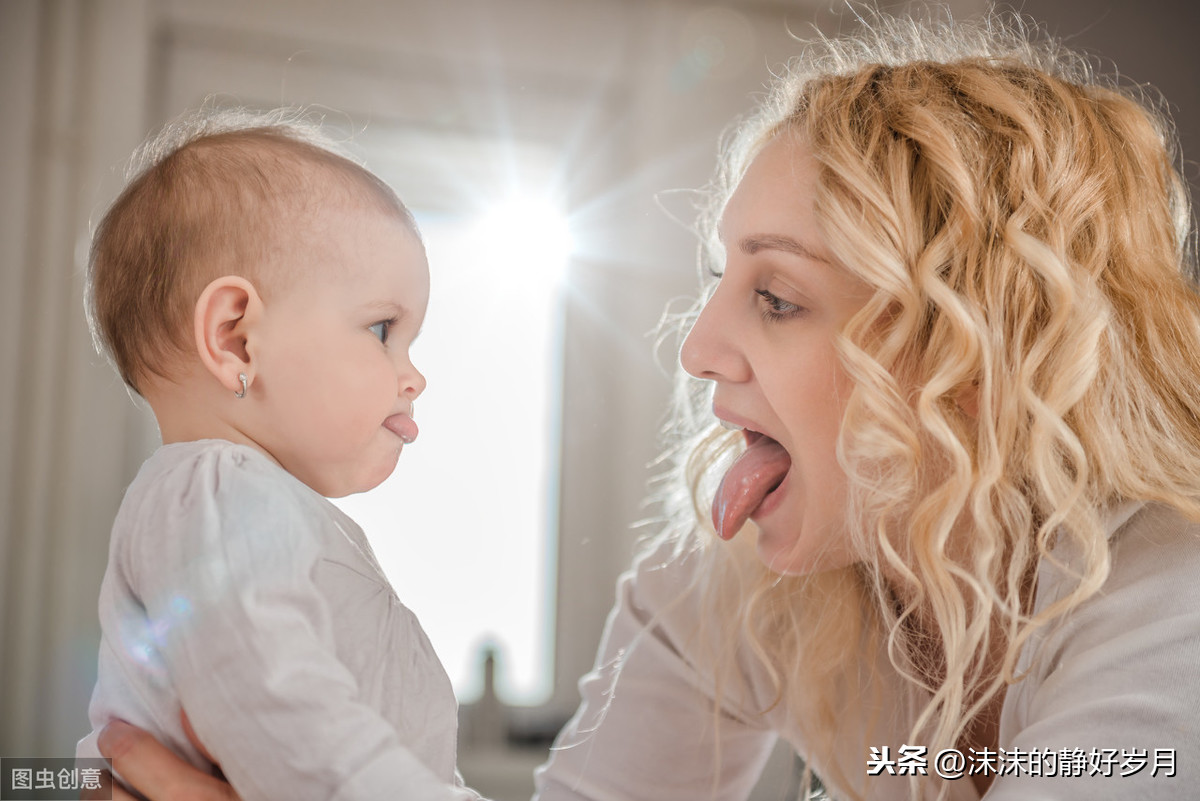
[535,501,1200,800]
[78,439,483,801]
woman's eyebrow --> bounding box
[739,234,830,264]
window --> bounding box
[334,133,569,705]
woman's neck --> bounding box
[879,554,1039,797]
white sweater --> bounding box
[535,501,1200,800]
[78,440,483,801]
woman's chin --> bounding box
[754,523,854,577]
[754,521,803,574]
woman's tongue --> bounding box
[711,434,792,539]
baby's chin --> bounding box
[306,453,401,499]
[348,455,403,497]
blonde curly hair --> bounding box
[658,9,1200,799]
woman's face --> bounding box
[681,133,873,575]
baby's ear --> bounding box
[193,276,263,395]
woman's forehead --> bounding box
[718,136,826,251]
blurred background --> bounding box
[2,1,1196,799]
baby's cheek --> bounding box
[339,368,396,428]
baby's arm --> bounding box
[122,449,481,801]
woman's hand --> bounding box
[91,718,240,801]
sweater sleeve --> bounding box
[125,446,484,801]
[984,503,1200,800]
[533,538,777,801]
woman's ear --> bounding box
[193,276,264,396]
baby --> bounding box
[76,109,483,801]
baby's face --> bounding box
[247,200,429,497]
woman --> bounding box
[95,10,1200,800]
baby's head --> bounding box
[88,108,428,496]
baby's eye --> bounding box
[368,320,392,344]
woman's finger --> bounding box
[98,720,240,800]
[80,769,140,801]
[80,768,114,800]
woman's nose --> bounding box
[680,288,749,383]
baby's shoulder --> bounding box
[114,440,350,581]
[136,439,310,502]
[120,439,333,536]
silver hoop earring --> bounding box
[235,373,247,399]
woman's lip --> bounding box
[713,405,784,451]
[713,405,762,436]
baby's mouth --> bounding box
[711,430,791,539]
[383,413,418,444]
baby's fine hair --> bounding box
[86,106,416,394]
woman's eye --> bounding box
[368,320,391,344]
[755,289,804,321]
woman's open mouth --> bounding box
[711,429,792,539]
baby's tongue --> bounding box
[711,435,791,539]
